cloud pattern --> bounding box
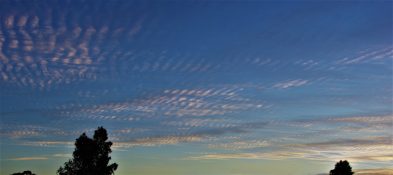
[0,1,391,174]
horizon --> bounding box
[0,1,392,175]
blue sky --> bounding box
[0,1,392,175]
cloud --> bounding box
[355,168,393,175]
[336,47,393,65]
[0,1,146,89]
[8,153,72,161]
[300,136,392,148]
[190,139,393,161]
[272,115,392,163]
[9,156,48,161]
[273,79,308,89]
[189,153,263,160]
[350,155,393,162]
[0,125,59,138]
[112,121,268,148]
[285,115,392,134]
[58,86,265,121]
[192,121,268,136]
[52,153,72,158]
[20,135,203,149]
[287,136,393,163]
[188,151,312,160]
[43,86,267,149]
[0,124,96,139]
[113,135,204,148]
[208,140,270,150]
[21,141,74,147]
[162,118,233,128]
[328,115,392,124]
[188,116,392,163]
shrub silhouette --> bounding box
[11,171,36,175]
[330,160,354,175]
[57,127,118,175]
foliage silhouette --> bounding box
[330,160,354,175]
[57,127,118,175]
[11,171,36,175]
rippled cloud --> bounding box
[56,86,265,121]
[0,2,391,174]
[0,1,146,89]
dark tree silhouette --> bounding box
[330,160,354,175]
[57,127,118,175]
[11,170,36,175]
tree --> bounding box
[330,160,354,175]
[57,127,118,175]
[11,171,36,175]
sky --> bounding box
[0,0,392,175]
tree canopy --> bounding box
[57,127,118,175]
[330,160,354,175]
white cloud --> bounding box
[273,79,308,89]
[336,47,393,65]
